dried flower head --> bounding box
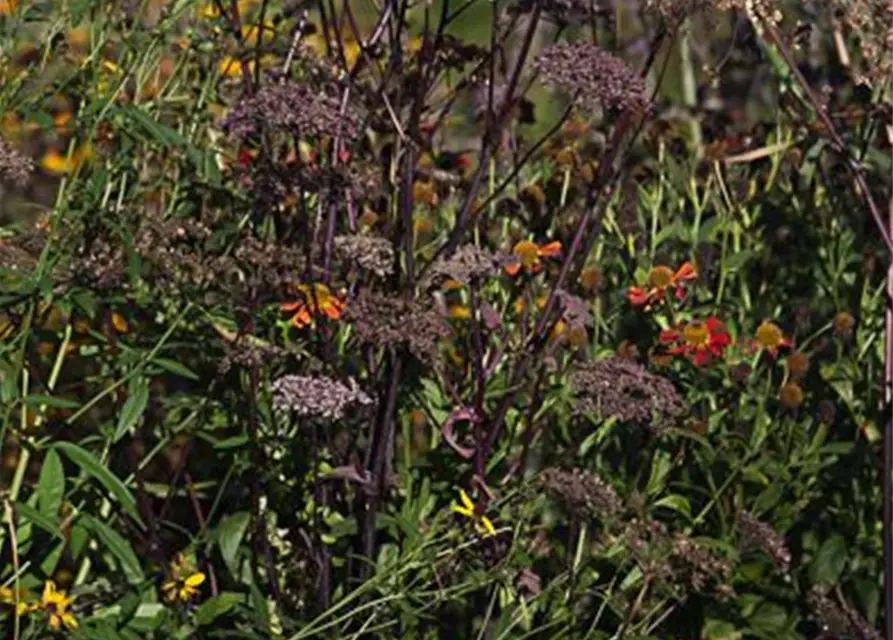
[571,357,688,425]
[423,245,510,289]
[623,520,732,596]
[0,137,33,185]
[833,310,856,337]
[271,374,372,420]
[345,291,449,364]
[738,511,791,576]
[807,586,882,640]
[223,81,362,142]
[779,382,804,409]
[541,467,622,522]
[333,234,394,278]
[535,43,649,114]
[828,0,892,86]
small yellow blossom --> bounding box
[451,489,496,537]
[162,554,206,603]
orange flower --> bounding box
[753,321,791,357]
[505,240,562,276]
[627,262,696,308]
[659,316,731,365]
[281,284,345,328]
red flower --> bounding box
[627,262,697,308]
[659,317,731,365]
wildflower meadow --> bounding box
[0,0,891,638]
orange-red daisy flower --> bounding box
[627,262,697,308]
[753,321,792,357]
[281,283,345,328]
[659,316,731,365]
[505,240,562,276]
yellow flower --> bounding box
[281,283,345,328]
[110,311,129,334]
[40,143,92,175]
[162,572,206,603]
[448,304,471,320]
[754,320,791,357]
[40,581,78,630]
[451,489,496,537]
[218,56,254,77]
[162,553,206,603]
[505,240,562,276]
[0,0,16,16]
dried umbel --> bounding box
[738,511,791,576]
[624,520,733,597]
[807,586,882,640]
[535,44,649,114]
[222,81,363,142]
[571,357,688,425]
[0,138,33,186]
[271,374,372,420]
[333,234,394,278]
[345,291,448,364]
[218,338,290,375]
[423,245,510,289]
[540,467,622,522]
[828,0,893,87]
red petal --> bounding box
[627,288,649,306]
[538,241,562,258]
[692,349,711,366]
[674,262,697,281]
[505,263,521,276]
[658,329,679,344]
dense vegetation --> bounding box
[0,0,890,637]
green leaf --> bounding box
[82,515,145,584]
[809,534,847,586]
[747,601,788,636]
[645,450,671,496]
[723,249,754,272]
[24,394,81,409]
[652,494,691,519]
[37,449,65,518]
[55,442,143,525]
[150,357,199,381]
[217,511,251,578]
[15,502,62,538]
[194,592,244,626]
[114,377,150,442]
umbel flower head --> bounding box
[535,43,649,114]
[0,137,33,186]
[571,357,688,425]
[272,374,372,420]
[222,81,363,142]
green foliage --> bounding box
[0,0,889,638]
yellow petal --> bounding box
[451,503,473,518]
[184,572,206,588]
[480,516,496,536]
[458,489,474,511]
